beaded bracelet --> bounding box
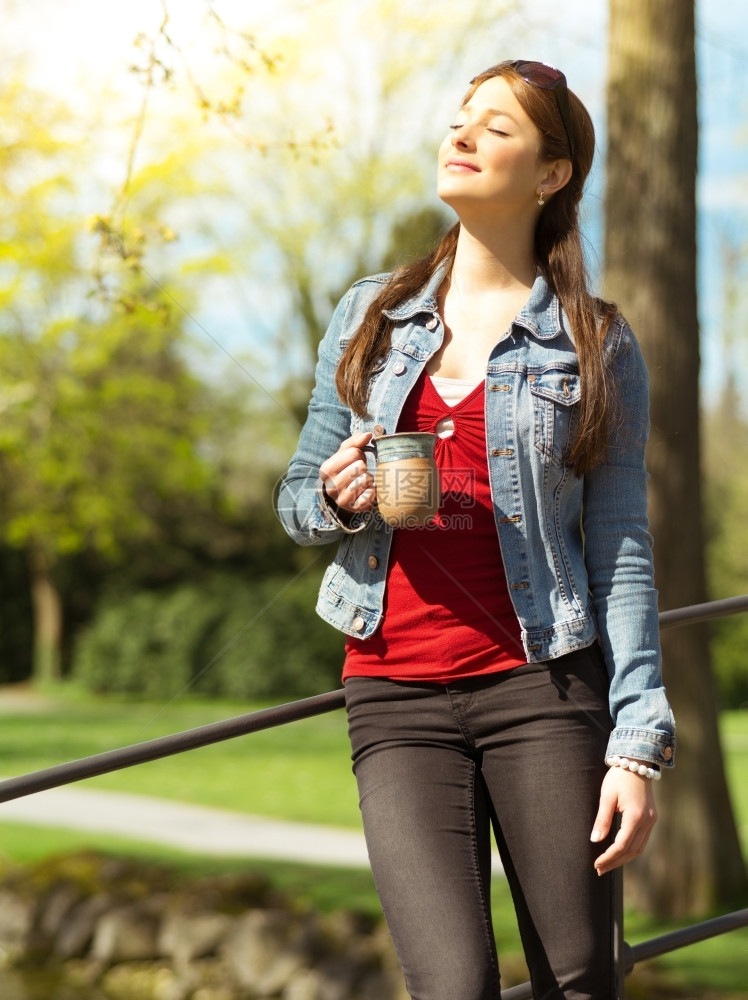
[605,755,661,781]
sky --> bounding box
[3,0,748,404]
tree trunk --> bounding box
[29,545,62,684]
[604,0,747,915]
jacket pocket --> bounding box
[529,369,581,467]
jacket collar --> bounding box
[514,271,569,341]
[382,260,450,322]
[382,262,570,342]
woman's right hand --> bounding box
[319,432,376,513]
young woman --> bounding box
[276,60,675,1000]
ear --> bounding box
[539,158,573,197]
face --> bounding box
[437,75,550,217]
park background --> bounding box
[0,0,747,997]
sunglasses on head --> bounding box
[472,59,575,159]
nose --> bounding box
[451,123,474,149]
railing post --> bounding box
[612,863,626,999]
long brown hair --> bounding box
[335,63,617,475]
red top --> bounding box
[343,370,526,682]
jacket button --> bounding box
[373,424,386,437]
[662,746,673,761]
[368,555,379,569]
[426,316,438,330]
[351,616,365,632]
[392,361,407,375]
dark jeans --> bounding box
[345,645,615,1000]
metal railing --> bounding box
[1,593,747,999]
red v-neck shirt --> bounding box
[343,370,526,682]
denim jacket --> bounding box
[276,264,675,768]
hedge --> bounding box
[72,570,345,700]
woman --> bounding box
[276,60,675,1000]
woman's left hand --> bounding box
[589,766,658,876]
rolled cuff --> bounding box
[605,726,675,770]
[317,486,371,534]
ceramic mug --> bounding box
[365,431,440,527]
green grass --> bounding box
[721,710,748,851]
[2,689,746,848]
[0,687,746,997]
[0,686,361,827]
[625,908,748,998]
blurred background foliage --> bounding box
[0,0,469,700]
[0,0,746,710]
[72,568,344,700]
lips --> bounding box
[445,158,480,172]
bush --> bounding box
[73,570,345,700]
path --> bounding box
[0,784,504,873]
[0,783,372,867]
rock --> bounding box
[53,892,118,959]
[0,888,35,961]
[178,958,239,1000]
[0,851,403,1000]
[221,908,319,995]
[90,897,168,964]
[158,910,232,968]
[282,967,326,1000]
[191,987,238,1000]
[318,909,377,948]
[169,872,276,915]
[357,966,405,1000]
[99,961,185,1000]
[28,850,173,900]
[57,957,105,989]
[282,959,359,1000]
[36,879,85,941]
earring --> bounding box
[537,191,545,206]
